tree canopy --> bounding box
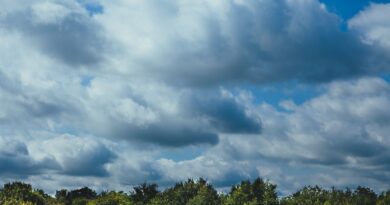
[0,179,388,205]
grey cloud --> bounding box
[191,95,261,134]
[98,0,385,86]
[0,0,389,193]
[0,136,117,178]
[0,70,79,135]
[151,156,259,189]
[36,135,117,177]
[110,92,260,146]
[112,123,219,147]
[209,78,390,186]
[0,139,59,176]
[1,1,105,67]
[89,118,221,147]
[147,77,390,192]
[80,79,259,147]
[60,144,116,177]
[262,78,390,167]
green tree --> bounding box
[149,178,219,205]
[131,183,159,205]
[263,182,278,205]
[352,186,377,205]
[0,182,46,205]
[187,183,220,205]
[223,178,277,205]
[377,191,390,205]
[88,191,133,205]
[56,186,97,205]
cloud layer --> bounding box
[0,0,389,194]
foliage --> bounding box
[0,179,388,205]
[280,186,381,205]
[56,187,97,205]
[149,178,219,205]
[131,183,159,205]
[88,191,133,205]
[222,178,278,205]
[0,182,46,205]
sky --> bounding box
[0,0,390,195]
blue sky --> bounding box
[320,0,390,19]
[0,0,389,195]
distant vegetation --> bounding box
[0,178,389,205]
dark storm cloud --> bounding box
[0,2,105,67]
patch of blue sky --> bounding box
[320,0,390,20]
[320,0,390,31]
[84,3,104,16]
[76,0,104,16]
[380,73,390,83]
[235,82,324,111]
[81,75,94,87]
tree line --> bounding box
[0,178,389,205]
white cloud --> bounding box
[148,77,390,193]
[31,2,73,24]
[95,0,382,85]
[349,3,390,48]
[0,0,389,194]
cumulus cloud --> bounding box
[349,3,390,48]
[0,138,59,177]
[0,1,106,66]
[255,77,390,166]
[67,77,260,146]
[147,77,390,192]
[29,135,117,177]
[348,3,390,72]
[95,0,386,85]
[0,0,389,194]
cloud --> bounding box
[0,1,106,67]
[139,77,390,192]
[95,0,387,86]
[0,0,389,194]
[0,134,117,180]
[1,0,389,85]
[75,78,260,146]
[0,138,59,177]
[348,3,390,72]
[190,91,261,134]
[29,135,116,177]
[254,78,390,167]
[349,3,390,49]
